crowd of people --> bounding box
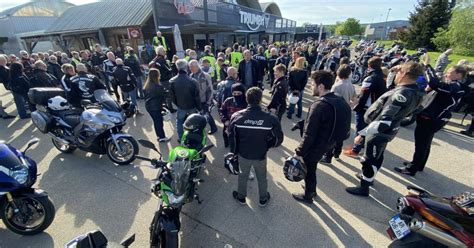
[0,34,473,206]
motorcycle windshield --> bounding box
[0,144,22,170]
[94,89,121,112]
[169,160,191,196]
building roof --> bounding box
[0,0,74,18]
[260,2,282,17]
[46,0,152,34]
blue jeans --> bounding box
[122,89,137,107]
[136,76,144,98]
[353,110,367,153]
[148,110,166,139]
[177,108,197,140]
[201,103,217,132]
[12,93,29,118]
[287,91,303,118]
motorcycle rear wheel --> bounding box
[0,195,56,235]
[106,136,138,165]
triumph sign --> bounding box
[239,10,270,31]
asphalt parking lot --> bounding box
[0,86,473,248]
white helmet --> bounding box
[162,108,171,122]
[288,93,300,105]
[47,96,69,110]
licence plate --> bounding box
[387,214,411,240]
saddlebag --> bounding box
[28,87,65,106]
[31,110,53,133]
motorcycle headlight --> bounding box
[10,165,29,185]
[164,191,186,206]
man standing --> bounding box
[267,48,279,87]
[69,63,106,108]
[124,48,144,98]
[149,46,175,112]
[267,64,288,122]
[152,31,168,52]
[0,55,14,119]
[19,50,33,78]
[395,64,467,176]
[434,48,453,78]
[346,62,425,196]
[189,60,217,134]
[113,59,139,113]
[275,48,291,70]
[343,57,387,158]
[29,60,60,88]
[102,52,120,101]
[292,71,351,203]
[230,43,243,68]
[238,50,261,89]
[229,87,283,207]
[253,46,268,88]
[169,59,201,140]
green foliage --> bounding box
[401,0,452,50]
[431,27,451,51]
[335,18,363,36]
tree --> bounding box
[335,18,362,36]
[432,4,474,55]
[401,0,452,50]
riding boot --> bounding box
[345,180,370,197]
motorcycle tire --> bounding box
[352,72,361,84]
[0,195,56,235]
[106,136,139,165]
[52,138,77,153]
[400,114,416,127]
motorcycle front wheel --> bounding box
[106,136,138,165]
[150,208,179,248]
[352,72,361,84]
[0,195,55,235]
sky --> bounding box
[0,0,417,25]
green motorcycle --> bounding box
[136,114,213,248]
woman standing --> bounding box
[287,57,308,119]
[144,68,170,143]
[9,62,32,119]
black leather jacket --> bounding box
[229,105,283,160]
[69,72,106,107]
[353,68,387,112]
[169,71,202,111]
[364,83,424,138]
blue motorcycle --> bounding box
[0,138,55,235]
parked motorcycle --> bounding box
[29,88,138,165]
[65,230,135,248]
[387,185,474,247]
[350,60,364,84]
[135,114,213,248]
[0,138,55,235]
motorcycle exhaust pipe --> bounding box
[48,132,70,145]
[409,219,467,248]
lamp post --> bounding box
[384,8,392,40]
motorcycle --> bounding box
[135,116,213,248]
[387,185,474,248]
[350,60,364,84]
[0,138,56,235]
[29,88,139,165]
[65,230,135,248]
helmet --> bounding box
[283,156,306,182]
[183,113,207,132]
[288,92,300,105]
[47,96,69,110]
[224,153,239,175]
[122,101,136,118]
[162,108,171,122]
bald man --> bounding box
[69,63,106,108]
[216,66,238,108]
[238,50,262,89]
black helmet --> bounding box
[283,156,306,182]
[183,113,207,132]
[121,101,136,118]
[224,153,239,175]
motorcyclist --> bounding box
[219,83,247,148]
[345,61,425,196]
[68,63,106,108]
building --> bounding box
[20,0,296,55]
[0,0,74,54]
[294,24,327,41]
[364,20,409,40]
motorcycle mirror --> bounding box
[120,234,135,247]
[198,144,214,155]
[23,137,40,154]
